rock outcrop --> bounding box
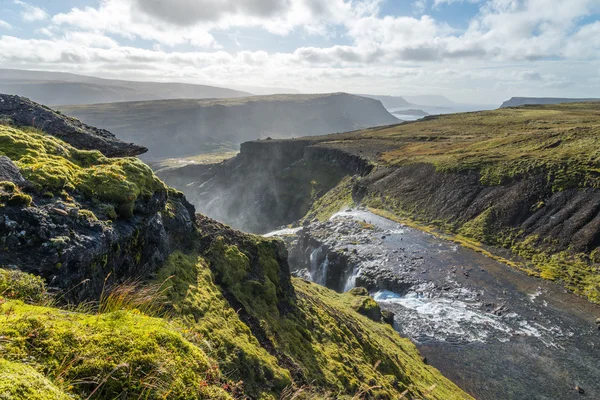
[0,94,146,157]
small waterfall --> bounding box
[343,264,359,292]
[309,246,329,286]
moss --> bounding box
[350,295,382,322]
[458,208,495,243]
[0,300,230,399]
[302,176,354,223]
[154,251,290,398]
[0,125,165,217]
[0,269,47,303]
[0,180,32,207]
[0,359,69,400]
[78,209,98,222]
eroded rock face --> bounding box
[0,94,147,157]
[0,189,196,302]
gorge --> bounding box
[158,102,600,399]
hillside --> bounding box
[58,93,400,160]
[356,94,413,108]
[501,96,600,108]
[0,96,468,399]
[0,69,250,106]
[180,102,600,303]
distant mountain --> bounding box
[403,95,456,107]
[392,109,430,116]
[57,93,400,160]
[0,69,251,106]
[356,94,413,108]
[500,97,600,108]
[228,84,301,95]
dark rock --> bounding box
[0,94,146,157]
[0,156,31,188]
[381,309,395,325]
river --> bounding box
[266,208,600,400]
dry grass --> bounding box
[98,273,172,317]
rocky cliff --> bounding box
[58,93,400,160]
[0,97,468,399]
[158,138,373,233]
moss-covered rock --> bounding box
[0,300,232,399]
[0,125,164,217]
[0,268,47,303]
[0,359,69,400]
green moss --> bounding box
[350,295,382,322]
[0,180,32,207]
[302,176,354,223]
[0,359,69,400]
[0,300,230,399]
[0,269,47,303]
[0,125,165,217]
[154,251,290,398]
[458,208,495,243]
[78,209,98,222]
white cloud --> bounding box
[434,0,481,7]
[14,0,49,22]
[0,20,12,29]
[52,0,380,47]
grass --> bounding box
[0,125,165,218]
[364,103,600,190]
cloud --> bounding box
[52,0,379,47]
[520,71,542,80]
[434,0,481,7]
[134,0,290,26]
[14,0,49,22]
[0,20,12,30]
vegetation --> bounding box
[0,245,470,400]
[0,180,32,207]
[369,103,600,190]
[302,176,355,222]
[0,108,469,398]
[0,125,165,217]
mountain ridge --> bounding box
[0,68,251,106]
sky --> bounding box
[0,0,599,104]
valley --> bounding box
[57,93,399,160]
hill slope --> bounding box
[501,96,600,108]
[58,93,400,160]
[0,68,250,106]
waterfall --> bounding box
[309,246,329,286]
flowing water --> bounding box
[266,209,600,400]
